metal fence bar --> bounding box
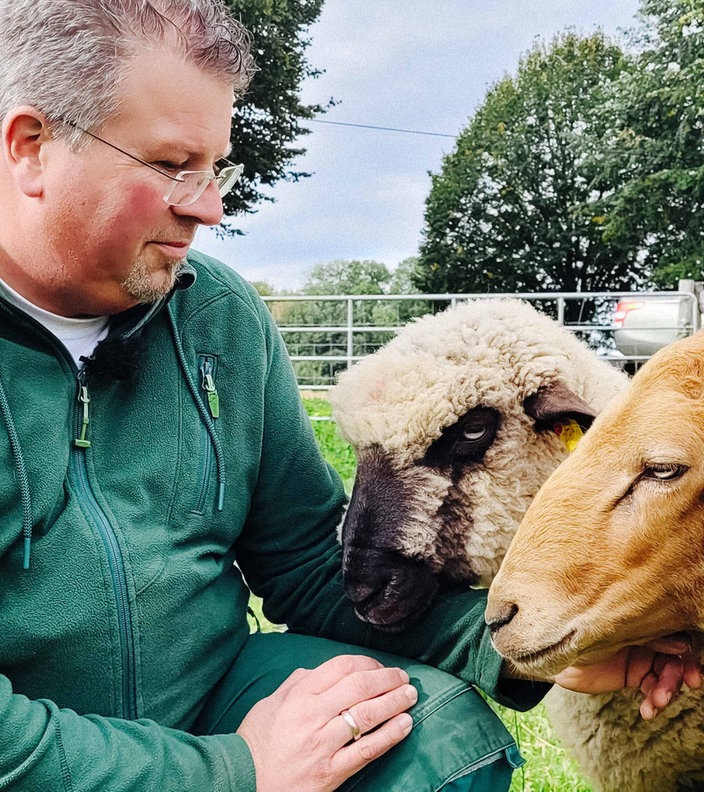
[263,290,697,302]
[346,297,354,374]
[556,296,565,324]
[262,291,700,391]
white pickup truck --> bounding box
[613,279,702,361]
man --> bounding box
[0,1,697,790]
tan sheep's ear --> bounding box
[523,380,597,434]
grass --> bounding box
[251,396,593,792]
[490,702,592,792]
[303,397,357,492]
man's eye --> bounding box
[155,161,186,172]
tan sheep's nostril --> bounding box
[486,602,518,634]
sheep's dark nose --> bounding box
[343,545,439,632]
[485,602,519,635]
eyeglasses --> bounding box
[61,120,244,206]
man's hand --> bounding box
[236,654,418,792]
[554,634,703,720]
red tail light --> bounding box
[613,300,645,328]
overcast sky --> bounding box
[194,0,642,292]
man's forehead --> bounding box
[103,48,235,152]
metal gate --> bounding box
[262,291,699,390]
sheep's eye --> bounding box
[643,463,687,482]
[422,407,500,469]
[461,425,490,442]
[453,411,499,461]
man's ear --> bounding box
[2,107,52,197]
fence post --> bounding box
[346,297,354,373]
[557,297,565,324]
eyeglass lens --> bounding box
[164,163,244,206]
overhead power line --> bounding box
[309,118,456,139]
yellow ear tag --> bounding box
[553,418,584,453]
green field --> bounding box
[251,397,593,792]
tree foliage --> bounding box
[596,0,704,285]
[275,259,429,387]
[222,0,328,225]
[416,33,637,295]
[301,259,394,295]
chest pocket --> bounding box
[190,353,221,515]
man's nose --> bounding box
[172,180,224,226]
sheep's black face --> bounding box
[342,410,504,631]
[340,381,605,631]
[342,445,440,632]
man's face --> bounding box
[40,47,234,316]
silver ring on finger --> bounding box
[341,709,362,741]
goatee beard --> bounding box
[122,256,185,304]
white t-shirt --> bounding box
[0,278,109,367]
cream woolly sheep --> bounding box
[328,298,704,792]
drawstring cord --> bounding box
[0,373,33,569]
[166,305,226,511]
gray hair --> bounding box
[0,0,255,144]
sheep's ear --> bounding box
[523,380,597,433]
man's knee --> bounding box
[339,673,523,792]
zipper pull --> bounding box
[200,358,220,419]
[74,382,91,448]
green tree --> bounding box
[277,259,433,388]
[596,0,704,285]
[389,256,422,295]
[249,280,275,296]
[416,33,637,296]
[302,259,392,295]
[223,0,329,224]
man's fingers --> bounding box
[639,670,656,698]
[644,633,691,655]
[639,656,684,717]
[286,655,384,697]
[331,712,413,778]
[640,698,659,721]
[277,666,311,694]
[683,660,703,690]
[327,682,418,748]
[321,666,412,717]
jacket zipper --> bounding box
[193,355,219,513]
[0,298,144,719]
[71,371,138,720]
[200,355,220,419]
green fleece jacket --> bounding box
[0,252,544,790]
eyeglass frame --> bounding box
[59,119,244,206]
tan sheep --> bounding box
[487,329,704,792]
[331,300,704,792]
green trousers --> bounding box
[193,632,523,791]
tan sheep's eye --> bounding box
[643,463,687,481]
